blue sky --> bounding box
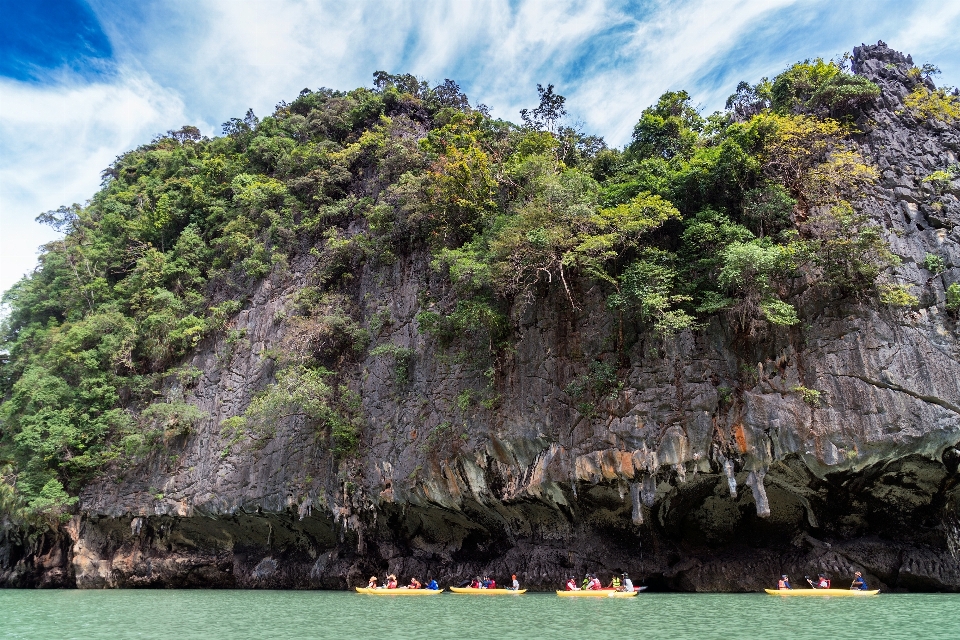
[2,0,959,296]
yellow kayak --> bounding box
[356,587,444,595]
[764,589,879,597]
[556,590,638,598]
[450,587,526,595]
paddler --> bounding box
[367,576,379,589]
[587,575,602,590]
[510,574,520,591]
[386,574,398,589]
[565,576,580,591]
[409,577,422,589]
[608,574,622,591]
[850,571,868,591]
[778,574,792,590]
[806,574,829,589]
[581,574,591,590]
[622,573,634,592]
[426,578,439,590]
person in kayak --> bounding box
[481,576,493,589]
[622,573,634,592]
[426,578,439,590]
[806,574,829,589]
[850,571,869,591]
[587,575,602,590]
[778,575,792,590]
[510,574,519,590]
[409,577,422,589]
[608,575,622,591]
[386,574,398,589]
[565,576,580,591]
[367,576,379,589]
[581,574,591,590]
[470,576,481,588]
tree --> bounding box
[629,91,703,160]
[520,83,567,133]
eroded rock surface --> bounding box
[3,41,959,591]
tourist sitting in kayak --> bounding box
[581,574,591,590]
[850,571,868,591]
[806,574,829,589]
[470,577,481,589]
[426,578,439,590]
[409,577,421,589]
[482,576,496,589]
[509,574,520,591]
[565,576,580,591]
[367,576,379,589]
[622,573,634,592]
[587,575,602,590]
[608,575,622,591]
[778,575,792,590]
[386,574,398,589]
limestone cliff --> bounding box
[2,41,959,591]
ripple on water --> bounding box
[0,590,959,640]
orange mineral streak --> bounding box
[733,424,749,454]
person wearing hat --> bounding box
[386,574,398,589]
[622,573,634,592]
[850,571,869,591]
[565,576,580,591]
[367,575,379,589]
[778,574,793,590]
[806,573,829,589]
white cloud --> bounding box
[0,72,187,295]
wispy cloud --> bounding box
[3,0,960,294]
[0,72,187,294]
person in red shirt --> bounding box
[386,574,398,589]
[409,577,421,589]
[565,576,580,591]
[588,575,602,590]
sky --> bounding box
[2,0,959,297]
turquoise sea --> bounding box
[1,590,958,640]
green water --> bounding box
[0,590,958,640]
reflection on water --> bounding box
[1,590,959,640]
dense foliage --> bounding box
[0,58,924,520]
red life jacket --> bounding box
[566,580,577,590]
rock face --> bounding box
[3,41,960,591]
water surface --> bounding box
[1,590,957,639]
